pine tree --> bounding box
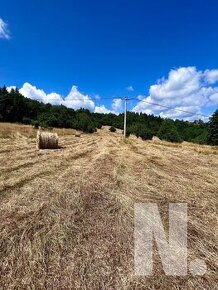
[207,109,218,146]
[157,119,182,143]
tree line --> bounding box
[0,86,217,145]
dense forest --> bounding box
[0,86,217,145]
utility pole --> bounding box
[124,98,128,138]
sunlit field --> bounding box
[0,123,217,289]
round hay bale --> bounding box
[75,132,81,137]
[152,136,161,142]
[36,131,58,149]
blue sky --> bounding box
[1,0,218,119]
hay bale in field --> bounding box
[75,132,81,137]
[36,131,58,149]
[152,136,161,142]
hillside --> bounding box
[0,123,217,289]
[0,87,211,144]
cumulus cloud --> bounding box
[159,106,203,120]
[6,86,16,92]
[209,92,218,105]
[18,82,95,111]
[94,94,100,100]
[8,82,122,114]
[19,82,64,106]
[64,86,95,111]
[204,69,218,84]
[8,82,120,113]
[20,83,50,102]
[149,67,200,101]
[126,86,134,92]
[9,67,218,120]
[133,66,218,120]
[112,98,122,111]
[95,98,122,114]
[0,18,10,39]
[94,105,112,114]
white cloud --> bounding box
[19,82,63,106]
[112,98,122,111]
[9,82,119,113]
[20,83,49,102]
[0,18,10,39]
[133,66,218,120]
[94,105,112,114]
[94,104,118,114]
[18,83,95,111]
[126,86,134,92]
[46,93,63,106]
[64,86,95,111]
[8,67,218,120]
[7,86,16,92]
[94,94,100,100]
[209,92,218,105]
[159,106,204,121]
[7,82,122,114]
[204,69,218,84]
[149,67,200,101]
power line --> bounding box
[0,95,121,102]
[130,98,211,118]
[0,93,211,118]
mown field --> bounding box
[0,123,217,289]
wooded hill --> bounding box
[0,86,217,145]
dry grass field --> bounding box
[0,123,217,289]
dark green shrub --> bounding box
[158,119,182,143]
[207,109,218,145]
[75,113,97,133]
[22,117,32,125]
[191,130,208,144]
[126,128,131,137]
[109,126,116,132]
[31,120,40,129]
[128,123,153,140]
